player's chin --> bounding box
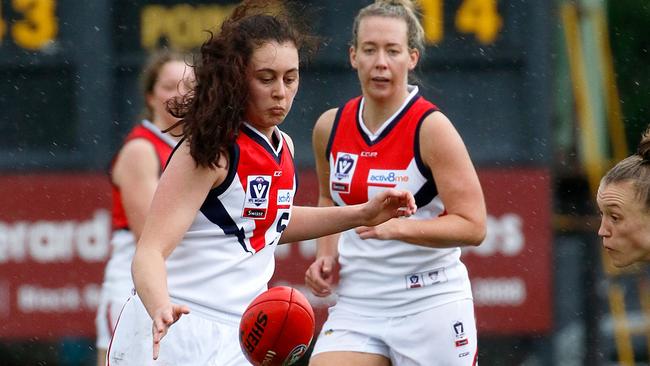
[607,252,632,268]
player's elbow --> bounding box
[466,219,487,247]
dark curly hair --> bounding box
[167,0,319,168]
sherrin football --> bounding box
[239,286,315,366]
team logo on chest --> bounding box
[331,152,358,193]
[243,175,271,219]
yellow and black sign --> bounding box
[0,0,58,50]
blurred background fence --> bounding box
[0,0,648,365]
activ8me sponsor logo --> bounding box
[367,170,409,185]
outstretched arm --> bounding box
[280,188,416,244]
[131,142,227,359]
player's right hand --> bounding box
[151,303,190,360]
[305,256,337,297]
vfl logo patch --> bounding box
[453,321,465,339]
[405,267,447,289]
[335,154,355,179]
[407,274,422,288]
[243,175,271,219]
[331,152,358,193]
[249,176,270,206]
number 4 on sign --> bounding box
[455,0,502,44]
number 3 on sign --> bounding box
[7,0,58,50]
[418,0,502,45]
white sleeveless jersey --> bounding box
[166,124,295,325]
[327,86,473,316]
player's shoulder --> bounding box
[313,107,339,138]
[280,130,295,157]
[317,107,339,125]
[420,109,452,132]
[117,138,158,164]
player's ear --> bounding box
[349,46,358,69]
[145,92,155,114]
[408,48,419,71]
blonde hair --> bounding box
[603,125,650,212]
[351,0,425,55]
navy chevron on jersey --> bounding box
[166,123,296,324]
[326,86,474,316]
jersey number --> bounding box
[275,211,289,233]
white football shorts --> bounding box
[95,285,133,350]
[311,299,478,366]
[107,295,248,366]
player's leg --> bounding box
[387,299,478,366]
[309,307,391,366]
[96,349,107,366]
[96,286,132,366]
[94,286,111,366]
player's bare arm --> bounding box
[112,138,160,240]
[356,112,486,247]
[131,142,227,359]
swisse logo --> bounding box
[243,310,268,354]
[245,209,265,218]
[283,344,308,365]
[0,210,110,263]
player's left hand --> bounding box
[360,189,416,226]
[151,303,191,360]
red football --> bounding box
[239,286,315,366]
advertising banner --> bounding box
[461,168,553,334]
[0,168,551,338]
[0,174,111,338]
[272,168,553,335]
